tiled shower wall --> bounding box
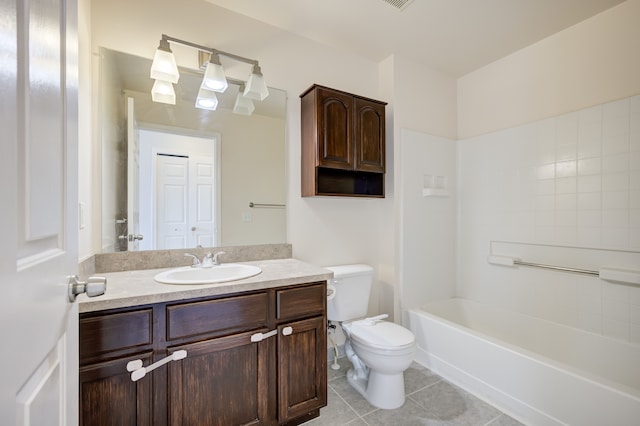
[458,95,640,344]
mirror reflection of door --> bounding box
[126,97,141,250]
[155,153,216,249]
[137,129,219,250]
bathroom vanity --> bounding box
[78,258,331,426]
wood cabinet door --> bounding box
[277,316,327,422]
[79,353,154,426]
[354,97,385,172]
[167,331,273,426]
[316,87,354,170]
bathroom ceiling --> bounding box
[204,0,626,77]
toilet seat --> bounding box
[346,321,415,350]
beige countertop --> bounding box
[78,258,333,313]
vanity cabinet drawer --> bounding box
[167,292,269,341]
[276,282,326,321]
[79,309,153,360]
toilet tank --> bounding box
[325,264,374,321]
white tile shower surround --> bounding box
[457,94,640,344]
[305,357,523,426]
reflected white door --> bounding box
[156,154,189,249]
[189,155,216,247]
[155,154,215,249]
[0,0,79,423]
[126,97,141,250]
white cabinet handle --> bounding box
[250,329,278,342]
[251,326,293,342]
[127,350,187,382]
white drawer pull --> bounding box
[251,329,278,342]
[127,350,187,382]
[282,326,293,336]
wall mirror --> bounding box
[99,48,287,252]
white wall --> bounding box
[383,55,458,321]
[458,0,640,139]
[78,0,95,260]
[455,0,640,346]
[398,129,457,316]
[458,95,640,344]
[98,49,126,252]
[82,0,459,321]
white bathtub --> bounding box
[408,298,640,426]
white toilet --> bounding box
[326,264,416,410]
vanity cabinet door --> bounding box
[167,331,274,426]
[354,97,385,173]
[79,352,154,426]
[277,316,327,423]
[79,308,156,426]
[315,86,354,170]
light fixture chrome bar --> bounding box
[162,34,259,67]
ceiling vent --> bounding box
[380,0,415,11]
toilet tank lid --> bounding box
[324,264,373,278]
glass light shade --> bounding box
[151,79,176,105]
[233,93,255,115]
[150,48,179,83]
[243,71,269,101]
[201,61,228,92]
[195,88,218,111]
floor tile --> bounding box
[487,413,526,426]
[404,361,442,394]
[410,380,502,425]
[304,386,359,425]
[329,376,378,416]
[362,398,452,426]
[327,356,351,382]
[308,357,522,426]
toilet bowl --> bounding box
[325,265,416,409]
[342,317,415,409]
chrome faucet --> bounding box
[184,251,226,268]
[211,251,225,265]
[184,253,201,267]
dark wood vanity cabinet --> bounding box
[301,84,386,197]
[79,282,327,426]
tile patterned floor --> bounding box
[305,358,525,426]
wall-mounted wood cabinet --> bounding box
[79,282,327,426]
[301,84,386,197]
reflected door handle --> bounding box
[68,275,107,302]
[128,234,144,241]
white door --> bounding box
[0,0,79,424]
[155,154,189,249]
[126,97,141,250]
[189,155,216,247]
[155,154,216,249]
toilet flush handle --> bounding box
[359,314,388,326]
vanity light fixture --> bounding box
[243,64,269,101]
[195,87,219,111]
[150,38,180,83]
[201,53,228,92]
[233,83,255,115]
[150,34,269,112]
[151,79,176,105]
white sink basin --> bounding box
[154,263,262,285]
